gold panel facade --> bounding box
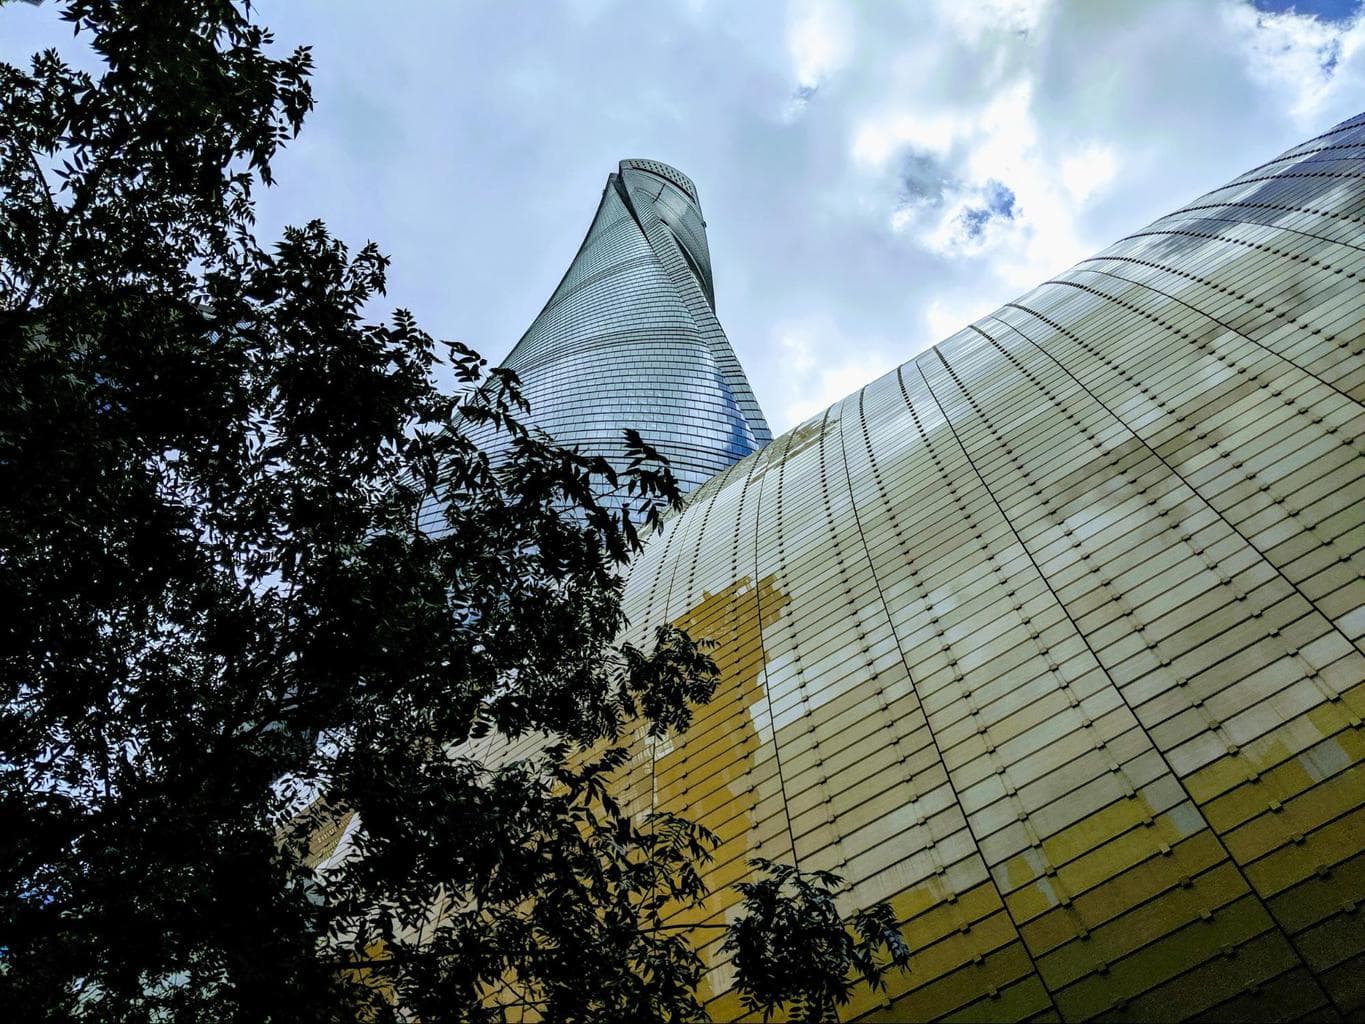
[618,114,1365,1020]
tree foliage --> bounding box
[0,3,908,1021]
[722,860,911,1024]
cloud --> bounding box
[786,0,852,87]
[852,113,959,167]
[1059,144,1118,204]
[934,0,1050,41]
[1223,0,1365,121]
[66,0,1355,438]
[779,0,1365,380]
[891,172,1020,256]
[773,317,898,428]
[924,294,1000,341]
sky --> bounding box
[5,0,1365,434]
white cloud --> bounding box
[860,77,1097,285]
[225,0,1365,438]
[894,179,1020,258]
[787,0,852,90]
[774,318,897,427]
[1060,144,1118,204]
[777,330,816,374]
[925,295,999,341]
[782,0,854,120]
[1221,1,1365,123]
[852,111,959,168]
[934,0,1050,41]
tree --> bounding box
[0,3,908,1021]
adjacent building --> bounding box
[475,116,1365,1020]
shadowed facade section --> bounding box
[616,112,1365,1020]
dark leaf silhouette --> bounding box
[0,3,908,1022]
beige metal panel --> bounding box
[601,117,1365,1021]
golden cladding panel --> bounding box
[616,116,1365,1019]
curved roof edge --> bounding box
[619,158,700,205]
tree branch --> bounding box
[26,146,59,225]
[13,123,128,313]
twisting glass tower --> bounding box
[481,158,770,494]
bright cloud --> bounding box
[787,0,852,89]
[1222,1,1365,122]
[924,295,1000,341]
[43,0,1352,436]
[934,0,1051,41]
[1060,145,1119,204]
[774,318,897,427]
[852,111,959,167]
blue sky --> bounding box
[5,0,1364,432]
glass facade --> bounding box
[439,159,771,515]
[592,115,1365,1020]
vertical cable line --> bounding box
[918,344,1341,1017]
[653,462,722,965]
[751,421,804,875]
[638,485,689,937]
[636,433,765,995]
[663,458,764,988]
[692,447,772,978]
[709,448,782,983]
[832,378,1065,1020]
[807,398,888,1024]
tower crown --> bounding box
[618,159,699,204]
[430,158,770,522]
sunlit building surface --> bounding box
[474,118,1365,1020]
[586,116,1365,1021]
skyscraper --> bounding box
[449,158,772,501]
[605,115,1365,1020]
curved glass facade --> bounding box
[595,115,1365,1020]
[453,159,771,505]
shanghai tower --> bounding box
[462,158,771,496]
